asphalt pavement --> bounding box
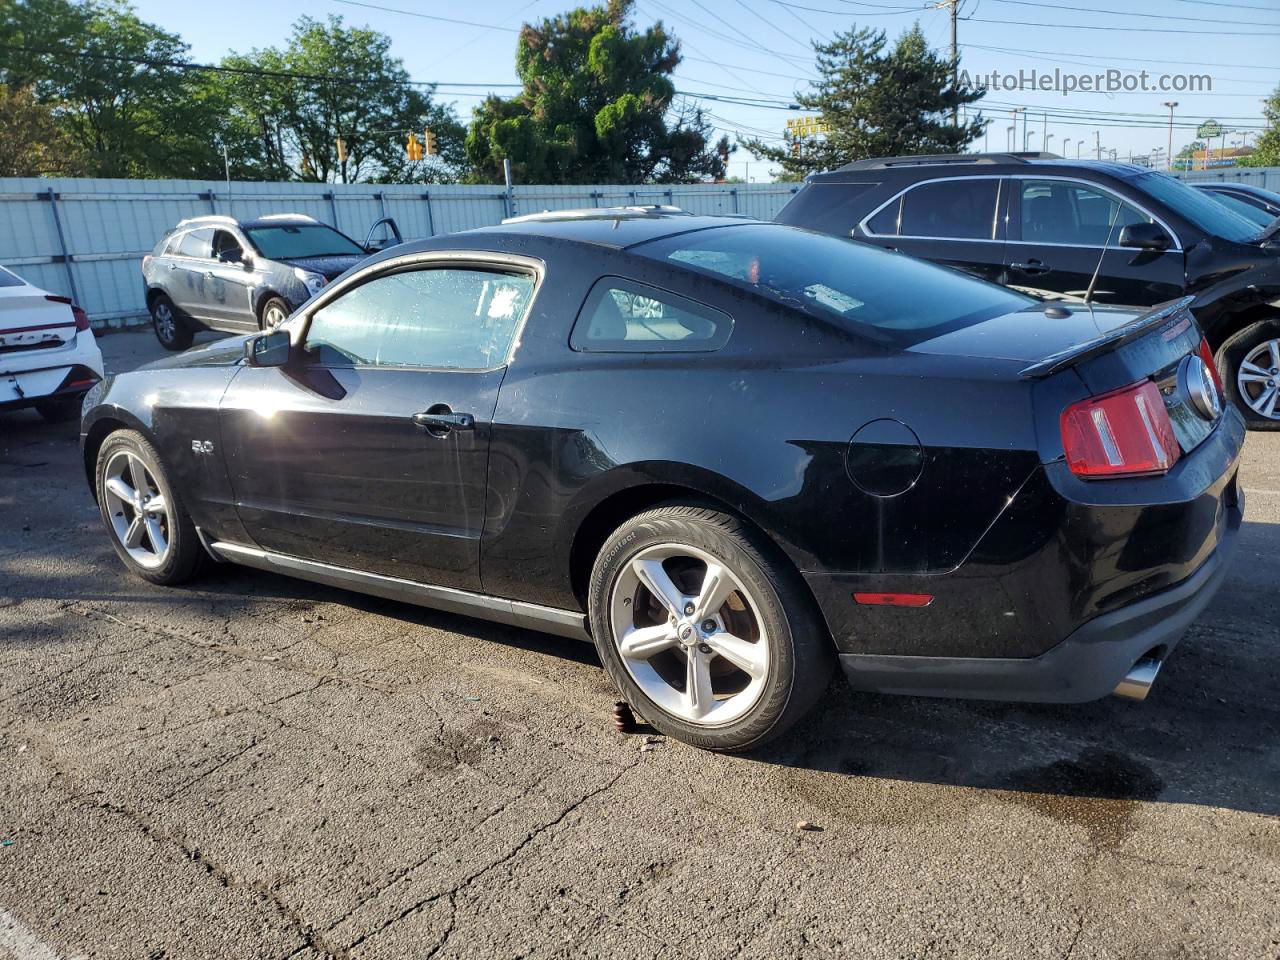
[1,328,1277,959]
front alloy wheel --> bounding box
[589,504,833,752]
[102,449,172,569]
[95,430,204,585]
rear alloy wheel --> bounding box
[151,294,192,351]
[589,504,833,751]
[1218,319,1280,430]
[95,430,204,585]
[260,296,290,330]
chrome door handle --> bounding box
[1011,260,1051,275]
[412,410,475,432]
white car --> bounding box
[0,265,104,422]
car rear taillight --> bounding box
[1060,379,1181,479]
[1197,337,1223,395]
[45,294,90,331]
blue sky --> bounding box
[129,0,1280,181]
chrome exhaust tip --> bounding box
[1113,657,1162,701]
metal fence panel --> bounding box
[0,177,801,326]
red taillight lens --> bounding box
[45,294,90,331]
[1060,379,1181,479]
[1197,337,1223,395]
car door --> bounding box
[204,228,260,328]
[1005,178,1185,305]
[169,227,215,318]
[218,255,540,591]
[858,176,1007,284]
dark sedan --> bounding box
[82,210,1244,751]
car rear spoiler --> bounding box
[1018,296,1197,380]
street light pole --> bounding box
[1162,101,1178,171]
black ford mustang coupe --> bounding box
[82,210,1245,751]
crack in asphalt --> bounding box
[336,758,642,956]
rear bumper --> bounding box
[838,489,1242,703]
[1,334,104,411]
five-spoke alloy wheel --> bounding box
[589,504,833,752]
[610,543,770,726]
[95,430,204,585]
[1218,318,1280,430]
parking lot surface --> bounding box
[2,329,1278,959]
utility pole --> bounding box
[1042,112,1048,153]
[1095,130,1102,160]
[1162,101,1178,172]
[942,0,959,127]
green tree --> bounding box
[741,24,985,179]
[0,84,84,175]
[1239,86,1280,168]
[1,0,227,178]
[465,0,729,184]
[217,16,466,184]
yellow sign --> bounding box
[786,116,829,138]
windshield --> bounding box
[246,224,364,259]
[1133,172,1263,243]
[1199,190,1277,229]
[633,223,1035,347]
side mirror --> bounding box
[1118,222,1172,251]
[244,330,290,368]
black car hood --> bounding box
[909,302,1152,363]
[277,254,365,280]
[140,334,252,371]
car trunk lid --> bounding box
[0,291,77,355]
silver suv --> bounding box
[140,213,401,350]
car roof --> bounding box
[173,213,325,232]
[458,210,759,250]
[807,154,1156,183]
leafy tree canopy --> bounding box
[217,16,466,184]
[465,0,730,184]
[1238,86,1280,168]
[0,84,84,176]
[741,24,985,178]
[1,0,226,178]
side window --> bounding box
[866,196,901,236]
[1020,180,1152,246]
[570,278,733,353]
[177,228,212,259]
[897,180,998,239]
[303,267,535,370]
[211,229,244,262]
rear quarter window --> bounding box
[0,266,25,287]
[570,278,732,353]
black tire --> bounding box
[1217,318,1280,431]
[588,503,834,752]
[94,429,205,585]
[35,394,83,423]
[150,293,193,351]
[259,295,291,330]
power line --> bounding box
[983,0,1280,26]
[960,42,1280,74]
[731,0,816,54]
[329,0,519,31]
[767,0,926,14]
[963,16,1280,36]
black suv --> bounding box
[141,214,402,351]
[778,153,1280,428]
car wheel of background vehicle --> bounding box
[35,395,83,423]
[588,503,834,752]
[151,294,192,351]
[259,296,290,330]
[95,430,205,585]
[1217,318,1280,430]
